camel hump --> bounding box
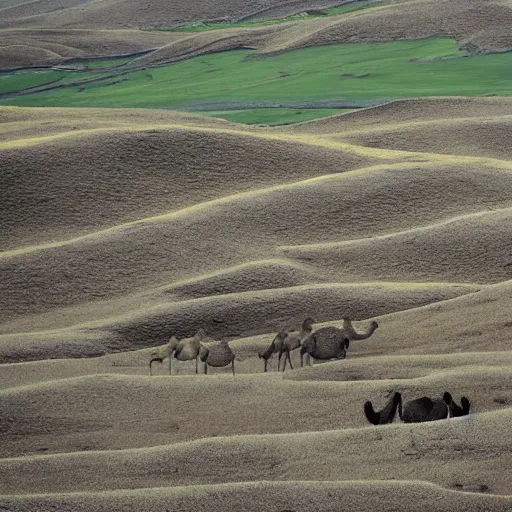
[309,327,345,357]
[205,341,235,367]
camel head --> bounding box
[442,391,453,405]
[460,397,471,415]
[450,395,472,417]
[302,316,316,331]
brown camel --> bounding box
[199,340,236,375]
[258,317,315,372]
[364,392,403,425]
[300,317,379,367]
[149,328,207,376]
[300,327,350,366]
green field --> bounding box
[61,57,136,69]
[164,2,378,32]
[203,108,349,125]
[1,38,511,124]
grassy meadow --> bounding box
[1,38,511,124]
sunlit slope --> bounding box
[0,363,510,459]
[0,402,510,494]
[2,99,512,362]
[0,29,178,69]
[0,113,381,249]
[1,0,511,57]
[3,482,512,512]
[285,98,512,159]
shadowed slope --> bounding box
[2,157,511,321]
[282,207,512,284]
[284,97,512,137]
[0,30,176,68]
[0,367,510,457]
[0,281,478,361]
[0,405,510,494]
[3,481,512,512]
[340,117,512,161]
[0,120,379,249]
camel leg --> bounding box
[232,359,235,376]
[195,356,199,375]
[204,362,208,375]
[277,351,283,372]
[264,359,268,373]
[169,357,172,376]
[300,351,304,367]
[286,351,293,371]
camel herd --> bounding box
[149,316,473,424]
[149,328,236,376]
[149,316,378,376]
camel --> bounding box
[300,327,350,366]
[364,392,403,425]
[200,340,236,375]
[400,392,454,423]
[258,317,315,372]
[363,392,471,424]
[300,317,379,367]
[149,328,207,376]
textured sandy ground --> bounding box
[3,481,511,512]
[2,97,512,511]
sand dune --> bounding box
[0,122,380,249]
[281,207,512,284]
[2,95,512,509]
[338,117,512,160]
[0,281,478,361]
[0,403,510,493]
[4,481,512,512]
[0,366,510,459]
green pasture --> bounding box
[1,38,511,124]
[61,56,136,69]
[164,2,378,32]
[203,108,349,125]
